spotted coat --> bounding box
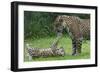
[26,44,65,57]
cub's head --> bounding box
[55,47,65,56]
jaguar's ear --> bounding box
[59,17,63,22]
[56,16,63,22]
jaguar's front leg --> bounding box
[72,39,77,56]
[72,38,82,56]
[50,35,62,49]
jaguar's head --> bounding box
[54,16,64,37]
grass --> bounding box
[24,36,90,62]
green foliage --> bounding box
[24,11,90,39]
[24,11,56,38]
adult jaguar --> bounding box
[53,15,90,56]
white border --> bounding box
[18,5,96,68]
